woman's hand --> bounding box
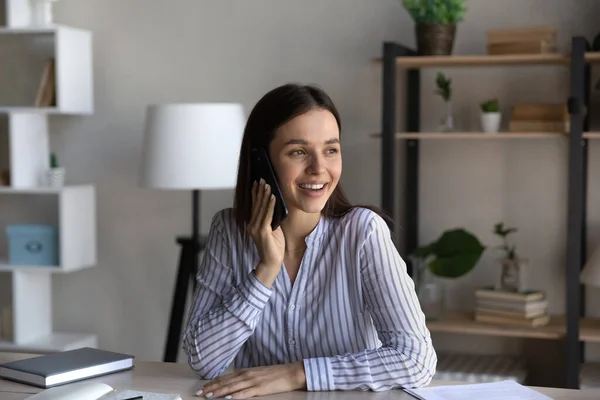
[196,362,307,399]
[249,179,285,285]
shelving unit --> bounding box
[377,38,598,389]
[0,2,97,353]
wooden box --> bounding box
[486,26,557,55]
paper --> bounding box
[26,382,114,400]
[25,382,182,400]
[403,380,552,400]
[98,389,182,400]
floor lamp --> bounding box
[139,103,245,363]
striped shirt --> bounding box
[182,207,437,391]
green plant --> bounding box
[435,72,452,102]
[412,228,485,278]
[402,0,467,24]
[50,152,59,169]
[494,222,518,260]
[480,98,499,113]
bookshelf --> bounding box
[376,38,594,389]
[0,2,97,353]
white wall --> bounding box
[11,0,600,362]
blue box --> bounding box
[6,225,59,266]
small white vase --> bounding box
[46,167,65,188]
[480,112,501,133]
[29,0,55,26]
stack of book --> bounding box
[508,103,567,133]
[474,286,550,327]
[486,26,557,55]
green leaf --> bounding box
[429,253,483,278]
[401,0,467,24]
[414,228,485,278]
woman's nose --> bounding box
[307,154,326,174]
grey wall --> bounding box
[11,0,600,362]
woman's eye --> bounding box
[326,148,339,154]
[290,149,305,156]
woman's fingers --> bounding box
[249,180,260,228]
[259,183,272,229]
[263,193,275,230]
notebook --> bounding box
[26,381,182,400]
[0,347,134,388]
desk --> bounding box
[1,352,599,400]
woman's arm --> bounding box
[182,211,274,380]
[303,213,437,392]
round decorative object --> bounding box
[415,23,457,56]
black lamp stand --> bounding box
[163,189,207,362]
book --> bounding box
[26,381,182,400]
[475,287,545,302]
[404,379,551,400]
[0,347,134,388]
[475,312,550,327]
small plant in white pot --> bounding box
[480,98,501,133]
[46,152,65,188]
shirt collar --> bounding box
[304,214,328,246]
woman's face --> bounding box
[268,108,342,215]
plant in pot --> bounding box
[411,228,485,320]
[435,72,454,131]
[46,152,65,188]
[493,222,527,293]
[480,98,501,133]
[402,0,467,56]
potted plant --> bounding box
[411,228,485,319]
[480,98,501,133]
[46,152,65,188]
[402,0,467,56]
[435,72,454,131]
[493,222,527,292]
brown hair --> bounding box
[233,83,392,232]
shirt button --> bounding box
[289,339,296,345]
[289,304,295,310]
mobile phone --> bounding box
[250,147,288,230]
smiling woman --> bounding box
[181,83,437,399]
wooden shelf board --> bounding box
[372,52,600,68]
[427,311,565,339]
[428,310,600,342]
[370,132,567,140]
[584,132,600,139]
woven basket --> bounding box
[416,23,456,56]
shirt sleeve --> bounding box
[302,213,437,391]
[182,211,274,380]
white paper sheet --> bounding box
[403,380,553,400]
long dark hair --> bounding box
[233,83,391,232]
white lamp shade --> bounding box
[139,103,245,190]
[581,244,600,287]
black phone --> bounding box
[251,147,288,230]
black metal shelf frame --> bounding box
[379,37,592,389]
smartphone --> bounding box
[250,147,288,230]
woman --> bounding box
[182,83,436,399]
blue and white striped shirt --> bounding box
[182,207,436,391]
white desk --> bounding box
[1,352,599,399]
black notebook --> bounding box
[0,347,134,388]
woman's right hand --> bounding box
[249,179,285,282]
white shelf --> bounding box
[0,184,90,194]
[0,332,98,353]
[0,24,93,115]
[0,184,97,272]
[0,261,95,274]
